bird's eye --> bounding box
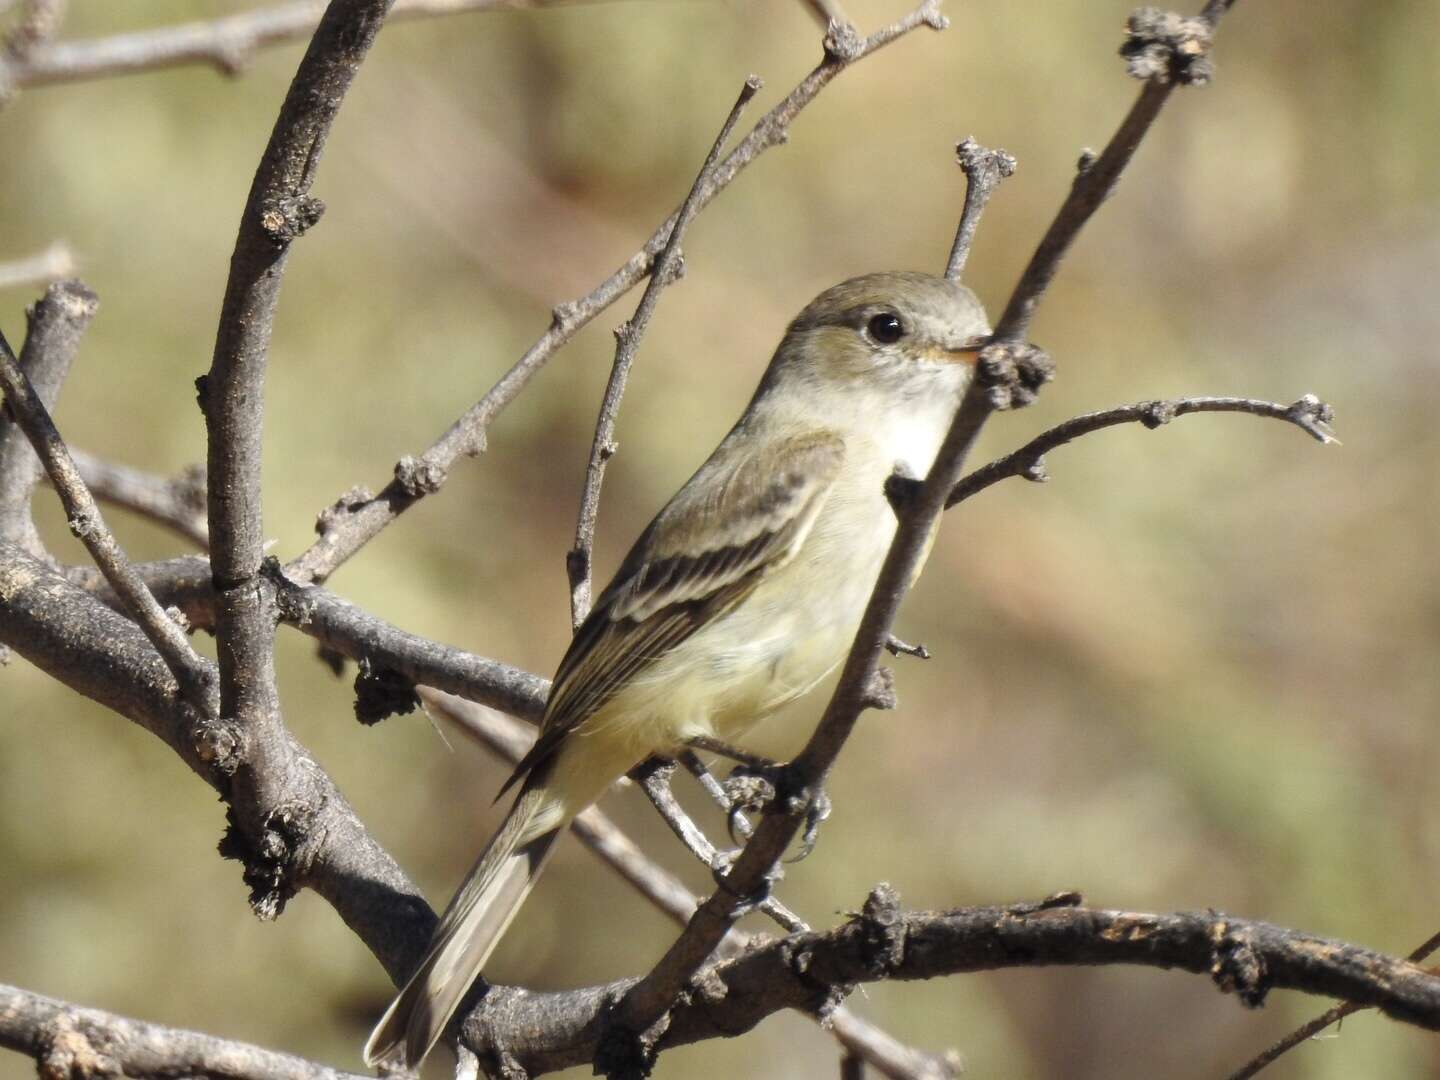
[866,312,905,345]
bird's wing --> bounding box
[500,428,846,794]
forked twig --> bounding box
[948,394,1337,507]
[285,0,948,587]
[1225,926,1440,1080]
[0,319,214,710]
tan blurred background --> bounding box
[2,0,1438,1077]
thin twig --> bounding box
[0,982,370,1080]
[273,567,552,720]
[61,451,209,548]
[1225,926,1440,1080]
[946,394,1337,508]
[285,0,948,588]
[0,315,215,710]
[884,634,929,660]
[636,759,808,932]
[680,751,753,839]
[612,0,1238,1047]
[995,5,1223,342]
[567,75,762,627]
[944,137,1015,281]
[1,0,553,88]
[425,690,961,1080]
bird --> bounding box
[364,270,991,1070]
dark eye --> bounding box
[866,312,905,345]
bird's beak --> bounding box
[920,333,991,365]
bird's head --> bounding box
[765,271,991,404]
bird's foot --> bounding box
[723,762,831,863]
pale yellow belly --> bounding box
[534,454,939,832]
[567,487,897,763]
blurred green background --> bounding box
[2,1,1438,1077]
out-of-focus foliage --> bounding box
[1,1,1437,1077]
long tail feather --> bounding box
[364,786,560,1070]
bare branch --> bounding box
[0,279,95,552]
[285,0,948,588]
[1226,926,1440,1080]
[458,895,1440,1076]
[201,0,394,902]
[0,303,214,709]
[1,0,551,89]
[946,393,1337,508]
[944,137,1015,281]
[271,567,551,721]
[567,75,762,627]
[0,982,370,1080]
[0,241,74,290]
[0,543,435,982]
[61,450,209,548]
[66,554,555,721]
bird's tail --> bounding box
[363,784,561,1071]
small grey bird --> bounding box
[365,271,990,1070]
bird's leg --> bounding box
[682,737,787,846]
[682,742,831,862]
[684,734,777,771]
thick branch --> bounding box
[0,982,369,1080]
[567,75,761,627]
[202,0,394,921]
[0,543,434,981]
[285,0,948,587]
[459,896,1440,1076]
[67,554,555,721]
[1226,926,1440,1080]
[947,393,1337,508]
[272,567,551,720]
[1,0,546,88]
